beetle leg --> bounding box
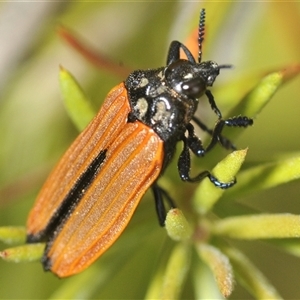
[205,90,222,118]
[204,119,226,152]
[192,116,237,151]
[192,114,253,152]
[186,121,234,155]
[152,183,176,226]
[225,115,254,127]
[178,135,236,188]
[166,41,196,65]
[205,116,253,152]
[186,123,205,156]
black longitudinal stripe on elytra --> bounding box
[27,149,107,244]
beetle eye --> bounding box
[164,60,206,98]
[181,77,206,98]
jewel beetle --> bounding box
[26,9,253,277]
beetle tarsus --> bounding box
[225,115,253,127]
[208,174,237,189]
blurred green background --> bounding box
[0,2,300,299]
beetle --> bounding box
[26,9,253,277]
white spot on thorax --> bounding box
[135,97,148,118]
[139,77,149,87]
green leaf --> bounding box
[224,154,300,199]
[160,243,191,300]
[0,226,26,245]
[223,247,282,299]
[193,259,224,300]
[59,66,96,131]
[145,265,164,300]
[165,208,192,241]
[146,242,191,300]
[229,65,300,120]
[232,72,282,117]
[223,65,300,142]
[213,213,300,239]
[267,239,300,258]
[0,243,44,263]
[196,243,234,298]
[193,149,248,215]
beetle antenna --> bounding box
[219,64,233,69]
[198,9,206,63]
